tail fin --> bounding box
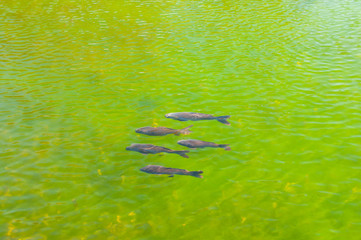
[216,115,231,125]
[173,150,190,158]
[189,171,203,178]
[175,125,193,136]
[219,144,231,151]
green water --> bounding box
[1,0,361,239]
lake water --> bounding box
[1,0,361,239]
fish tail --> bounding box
[189,171,203,178]
[175,125,193,136]
[173,150,189,158]
[216,115,231,125]
[219,144,231,151]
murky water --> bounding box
[1,0,361,239]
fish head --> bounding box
[140,165,157,173]
[126,143,150,151]
[177,140,190,147]
[177,140,186,144]
[125,144,136,151]
[165,113,175,119]
[135,128,143,134]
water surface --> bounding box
[1,0,361,239]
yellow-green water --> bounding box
[1,0,361,239]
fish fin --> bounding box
[176,125,193,135]
[173,150,190,158]
[219,144,231,151]
[216,115,231,125]
[189,171,203,178]
[168,174,174,177]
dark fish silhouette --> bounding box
[126,143,189,158]
[178,139,231,151]
[135,125,193,136]
[165,112,230,125]
[140,165,203,178]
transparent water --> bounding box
[1,0,361,239]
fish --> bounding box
[126,143,190,158]
[135,125,193,136]
[177,139,231,151]
[165,112,230,125]
[140,165,203,178]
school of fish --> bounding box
[126,112,232,178]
